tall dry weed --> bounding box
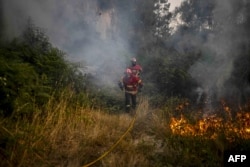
[2,93,246,167]
[1,89,144,167]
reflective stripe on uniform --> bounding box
[125,90,137,95]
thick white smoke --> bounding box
[2,0,133,88]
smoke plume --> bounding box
[2,0,134,88]
[185,0,250,108]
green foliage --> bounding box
[141,50,199,107]
[0,22,91,117]
[80,84,124,113]
[0,20,125,117]
[0,46,40,116]
[175,0,215,30]
[172,0,250,104]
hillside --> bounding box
[1,93,250,167]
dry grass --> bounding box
[1,94,250,167]
[0,93,153,167]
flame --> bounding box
[169,101,250,141]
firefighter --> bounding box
[118,68,143,113]
[129,57,142,77]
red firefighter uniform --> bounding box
[129,57,142,76]
[119,68,143,112]
[129,64,143,77]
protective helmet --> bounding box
[131,57,137,66]
[131,57,136,62]
[125,68,132,74]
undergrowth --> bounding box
[0,92,249,167]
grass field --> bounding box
[1,93,250,167]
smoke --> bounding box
[2,0,134,88]
[186,0,249,108]
[189,30,235,104]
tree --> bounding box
[224,0,250,105]
[154,0,172,38]
[172,0,250,106]
[0,21,90,116]
[174,0,215,31]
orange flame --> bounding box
[169,101,250,141]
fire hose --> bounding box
[82,112,137,167]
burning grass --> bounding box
[170,100,250,141]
